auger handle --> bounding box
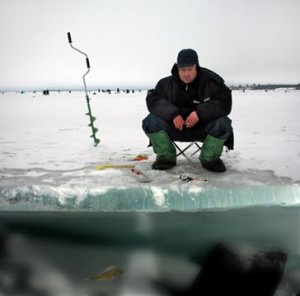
[67,32,72,43]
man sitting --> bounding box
[142,48,233,172]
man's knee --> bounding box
[216,116,232,133]
[142,114,169,134]
[206,116,232,139]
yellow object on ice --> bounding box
[95,164,135,170]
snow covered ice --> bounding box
[0,89,299,211]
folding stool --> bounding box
[172,141,202,167]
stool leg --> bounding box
[173,142,197,167]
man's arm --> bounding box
[195,79,232,122]
[146,79,180,123]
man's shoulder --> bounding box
[157,75,173,85]
[200,67,225,85]
[155,75,175,94]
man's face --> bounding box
[178,65,197,84]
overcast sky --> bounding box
[0,0,299,90]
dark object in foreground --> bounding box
[155,243,287,296]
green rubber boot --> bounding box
[200,135,226,172]
[147,130,176,170]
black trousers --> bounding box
[142,114,233,142]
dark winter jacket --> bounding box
[146,64,232,123]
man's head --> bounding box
[177,49,199,84]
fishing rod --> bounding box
[67,32,100,146]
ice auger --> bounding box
[67,32,100,146]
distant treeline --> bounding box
[230,83,300,90]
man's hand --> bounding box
[185,111,199,128]
[173,115,185,131]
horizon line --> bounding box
[1,82,300,92]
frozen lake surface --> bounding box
[0,89,300,295]
[0,89,299,211]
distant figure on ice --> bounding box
[142,49,233,172]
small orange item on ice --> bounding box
[133,154,148,161]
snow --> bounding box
[0,89,300,211]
